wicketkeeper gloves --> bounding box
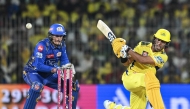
[62,63,72,68]
[62,63,76,77]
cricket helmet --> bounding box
[48,23,66,36]
[154,29,171,42]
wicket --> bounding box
[57,68,73,109]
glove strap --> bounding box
[120,45,131,58]
[126,47,131,53]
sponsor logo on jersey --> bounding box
[57,52,61,57]
[142,51,148,56]
[155,56,164,64]
[38,45,44,52]
[36,52,43,58]
[46,54,54,58]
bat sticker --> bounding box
[108,32,116,42]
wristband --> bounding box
[120,57,128,63]
[126,47,131,53]
[51,68,57,73]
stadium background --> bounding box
[0,0,190,109]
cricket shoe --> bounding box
[104,100,115,109]
[104,100,129,109]
[104,100,122,109]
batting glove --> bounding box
[111,38,126,58]
[120,45,131,58]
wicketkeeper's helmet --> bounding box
[48,23,66,40]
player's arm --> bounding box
[33,43,55,73]
[118,40,155,65]
[126,49,168,68]
[128,50,155,65]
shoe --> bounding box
[104,100,116,109]
[104,100,111,109]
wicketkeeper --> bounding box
[23,23,80,109]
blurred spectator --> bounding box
[29,25,46,48]
[81,58,100,84]
[162,52,181,83]
[0,0,190,84]
[75,49,94,78]
[0,32,17,83]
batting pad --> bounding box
[145,72,165,109]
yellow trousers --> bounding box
[122,71,147,109]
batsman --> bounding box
[104,29,171,109]
[22,23,80,109]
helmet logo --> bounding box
[154,29,170,42]
[161,33,165,36]
[56,27,63,32]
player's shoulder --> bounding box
[35,38,48,47]
[62,41,66,47]
[160,50,167,55]
[40,38,49,43]
[37,38,49,45]
[138,41,151,46]
[154,50,168,62]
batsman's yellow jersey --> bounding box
[121,41,168,109]
[127,41,168,74]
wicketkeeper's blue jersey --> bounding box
[24,38,70,76]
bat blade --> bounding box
[97,20,116,43]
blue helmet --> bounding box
[48,23,66,36]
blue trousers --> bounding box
[23,70,80,109]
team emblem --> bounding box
[161,33,166,36]
[38,45,43,52]
[57,27,63,32]
[57,52,61,57]
[142,51,148,56]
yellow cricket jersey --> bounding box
[127,41,168,74]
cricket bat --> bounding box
[97,20,116,43]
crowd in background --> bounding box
[0,0,190,84]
